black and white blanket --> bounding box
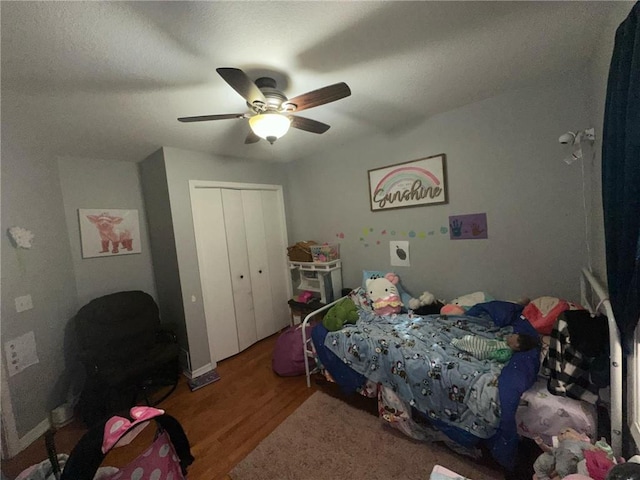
[543,312,601,404]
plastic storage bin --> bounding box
[310,243,340,262]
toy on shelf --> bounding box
[296,290,315,303]
[310,243,340,263]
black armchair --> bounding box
[75,290,180,426]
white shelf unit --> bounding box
[288,260,342,304]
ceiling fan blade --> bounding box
[245,130,260,144]
[216,68,266,106]
[178,113,245,123]
[290,116,331,134]
[284,82,351,112]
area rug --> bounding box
[229,391,503,480]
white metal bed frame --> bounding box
[580,267,623,458]
[302,296,346,388]
[301,267,623,457]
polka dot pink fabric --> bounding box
[103,406,165,453]
[106,430,184,480]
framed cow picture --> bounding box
[78,209,141,258]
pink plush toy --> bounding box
[366,273,403,315]
[296,290,315,303]
[441,304,466,315]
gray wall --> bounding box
[145,147,289,372]
[1,139,78,437]
[139,149,188,359]
[286,76,592,303]
[57,156,157,307]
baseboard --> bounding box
[1,369,20,459]
[184,363,214,380]
[18,417,51,454]
[179,348,190,373]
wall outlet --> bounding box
[15,295,33,313]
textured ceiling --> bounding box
[0,1,624,163]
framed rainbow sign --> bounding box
[368,154,447,211]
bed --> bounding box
[301,267,623,470]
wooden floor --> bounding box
[1,332,318,480]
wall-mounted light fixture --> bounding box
[249,112,291,145]
[559,128,595,164]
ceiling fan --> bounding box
[178,68,351,145]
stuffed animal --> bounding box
[366,273,403,315]
[362,270,414,307]
[408,291,444,315]
[408,291,436,310]
[533,428,594,480]
[296,290,315,303]
[440,291,494,316]
[322,298,359,331]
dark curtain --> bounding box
[602,2,640,352]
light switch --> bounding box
[15,295,33,313]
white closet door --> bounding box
[221,189,257,352]
[260,190,290,331]
[191,188,238,362]
[241,190,276,340]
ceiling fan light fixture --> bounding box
[179,68,351,145]
[249,113,291,144]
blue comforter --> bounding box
[312,301,539,469]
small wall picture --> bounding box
[390,240,410,267]
[79,209,141,258]
[449,213,488,240]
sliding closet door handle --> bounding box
[258,269,263,274]
[240,274,244,279]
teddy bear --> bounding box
[533,428,594,480]
[322,297,359,331]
